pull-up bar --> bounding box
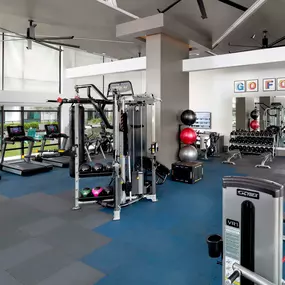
[75,84,108,101]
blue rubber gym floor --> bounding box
[0,157,285,285]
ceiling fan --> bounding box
[0,20,81,51]
[157,0,208,19]
[228,30,285,53]
[0,20,136,52]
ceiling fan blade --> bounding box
[41,40,80,49]
[219,0,247,11]
[268,36,285,48]
[37,36,74,41]
[197,0,208,19]
[228,43,261,48]
[0,27,26,38]
[0,38,26,42]
[3,34,24,38]
[34,40,62,51]
[73,37,134,44]
[229,47,261,53]
[271,44,285,48]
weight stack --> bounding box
[69,105,85,177]
[171,161,203,184]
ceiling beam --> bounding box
[212,0,267,49]
[219,0,248,12]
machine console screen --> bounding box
[7,126,25,137]
[45,124,59,135]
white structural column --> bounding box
[146,34,189,167]
[117,14,190,167]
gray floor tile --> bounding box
[55,190,75,202]
[0,270,23,285]
[59,204,103,222]
[76,212,112,229]
[0,200,47,232]
[15,193,71,214]
[0,194,9,203]
[36,261,105,285]
[41,222,111,259]
[0,238,52,270]
[0,229,30,251]
[19,217,66,237]
[8,248,74,285]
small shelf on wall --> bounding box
[192,112,211,129]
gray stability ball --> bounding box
[179,145,198,162]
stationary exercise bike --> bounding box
[198,132,220,160]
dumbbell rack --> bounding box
[229,131,277,156]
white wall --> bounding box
[61,49,146,135]
[189,62,285,144]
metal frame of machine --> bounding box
[66,81,160,221]
[0,125,53,176]
[38,124,70,168]
[263,102,285,134]
[207,176,284,285]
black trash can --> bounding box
[207,234,222,258]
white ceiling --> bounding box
[0,0,284,58]
[217,0,285,53]
[0,0,143,59]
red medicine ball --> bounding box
[180,127,197,144]
[250,120,259,130]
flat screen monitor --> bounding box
[7,126,25,137]
[192,112,211,129]
[45,124,59,135]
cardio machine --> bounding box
[37,124,70,168]
[0,126,53,176]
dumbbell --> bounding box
[229,145,234,151]
[247,146,253,152]
[251,147,257,153]
[244,146,250,152]
[260,147,265,153]
[229,138,235,143]
[93,163,104,172]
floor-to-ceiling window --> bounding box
[0,106,59,159]
[3,35,60,92]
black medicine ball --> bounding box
[80,163,91,173]
[250,109,259,120]
[105,162,113,171]
[93,163,104,172]
[181,110,197,126]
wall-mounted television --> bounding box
[192,112,211,129]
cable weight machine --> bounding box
[57,81,162,221]
[110,85,160,220]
